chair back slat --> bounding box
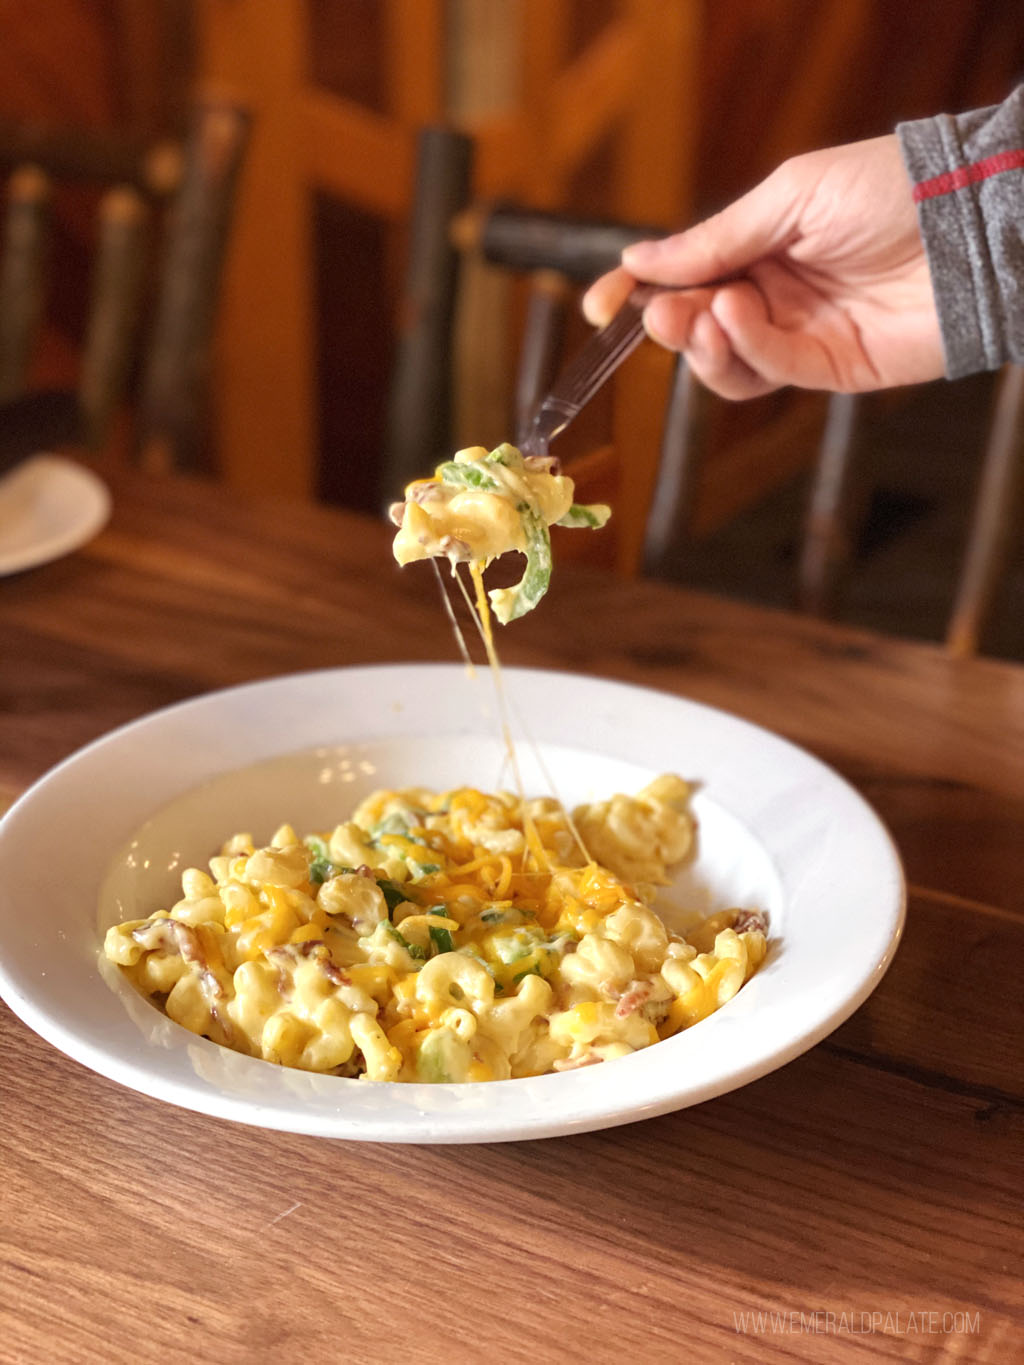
[137,100,250,473]
[78,187,150,449]
[641,358,702,575]
[797,391,862,616]
[0,167,51,403]
[382,126,472,497]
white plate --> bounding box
[0,454,111,576]
[0,664,905,1143]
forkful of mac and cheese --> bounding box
[389,442,610,622]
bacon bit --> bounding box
[523,454,561,475]
[615,980,653,1019]
[270,940,351,987]
[551,982,575,1011]
[198,971,225,1005]
[408,481,443,505]
[552,1052,603,1072]
[132,920,225,1001]
[210,1003,235,1045]
[439,535,471,560]
[733,909,769,936]
[319,957,350,986]
[641,996,671,1027]
[132,917,186,953]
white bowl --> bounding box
[0,664,905,1142]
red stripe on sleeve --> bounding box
[913,148,1024,202]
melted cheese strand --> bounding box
[458,563,551,873]
[454,564,521,793]
[463,564,590,866]
[432,565,552,864]
[432,546,588,868]
[431,560,476,676]
[447,561,592,867]
[505,690,594,866]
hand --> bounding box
[582,135,945,399]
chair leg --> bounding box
[641,356,702,575]
[798,391,861,616]
[946,364,1024,658]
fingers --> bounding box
[709,280,832,390]
[647,300,779,400]
[637,287,711,350]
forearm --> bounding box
[897,85,1024,380]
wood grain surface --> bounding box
[1,461,1021,1364]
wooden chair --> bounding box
[385,125,1024,658]
[0,95,250,473]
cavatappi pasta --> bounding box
[104,776,769,1083]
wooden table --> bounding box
[1,463,1020,1363]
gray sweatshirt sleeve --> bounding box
[897,85,1024,379]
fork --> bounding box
[519,280,727,458]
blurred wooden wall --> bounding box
[2,0,1022,526]
[0,0,191,132]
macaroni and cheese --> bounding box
[389,442,610,621]
[105,776,768,1082]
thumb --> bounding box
[622,163,801,285]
